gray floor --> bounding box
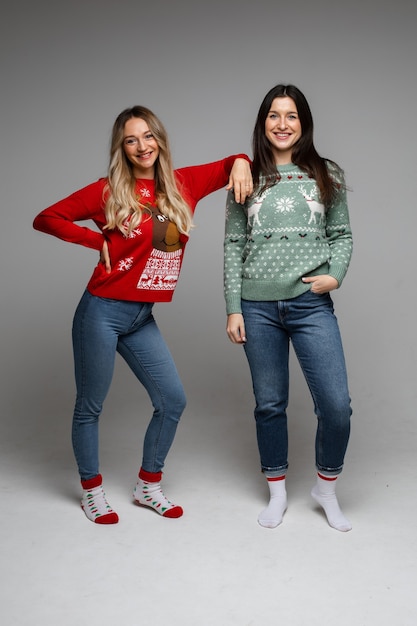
[2,376,417,626]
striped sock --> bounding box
[258,475,287,528]
[311,473,351,532]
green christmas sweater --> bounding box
[224,162,353,314]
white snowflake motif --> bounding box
[128,228,143,239]
[139,187,151,198]
[275,196,295,214]
[117,257,134,272]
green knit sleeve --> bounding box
[224,190,247,314]
[326,169,353,286]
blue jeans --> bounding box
[72,290,186,480]
[241,291,351,477]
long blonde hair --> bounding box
[104,106,193,236]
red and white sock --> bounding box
[133,468,183,518]
[311,473,352,532]
[81,474,119,524]
[258,475,287,529]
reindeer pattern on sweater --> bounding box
[224,162,352,314]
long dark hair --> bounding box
[252,84,342,207]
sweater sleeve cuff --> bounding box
[87,231,106,251]
[329,265,348,287]
[225,296,243,315]
[234,153,252,167]
[224,154,252,173]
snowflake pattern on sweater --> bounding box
[33,154,250,303]
[224,163,352,314]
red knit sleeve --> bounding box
[33,179,107,251]
[175,154,250,212]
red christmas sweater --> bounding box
[33,155,248,302]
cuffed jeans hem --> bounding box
[316,465,343,477]
[262,466,288,478]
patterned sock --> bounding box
[133,468,183,518]
[311,473,352,532]
[81,474,119,525]
[258,475,287,529]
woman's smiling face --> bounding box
[123,117,160,179]
[265,96,302,164]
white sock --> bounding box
[81,474,119,525]
[311,473,352,532]
[258,475,287,529]
[133,469,183,518]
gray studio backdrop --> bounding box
[1,0,416,479]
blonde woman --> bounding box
[34,106,252,525]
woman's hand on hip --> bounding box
[226,313,247,344]
[100,240,111,274]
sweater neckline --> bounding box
[135,177,155,185]
[276,163,300,173]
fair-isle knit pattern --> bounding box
[33,155,249,304]
[224,162,353,314]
